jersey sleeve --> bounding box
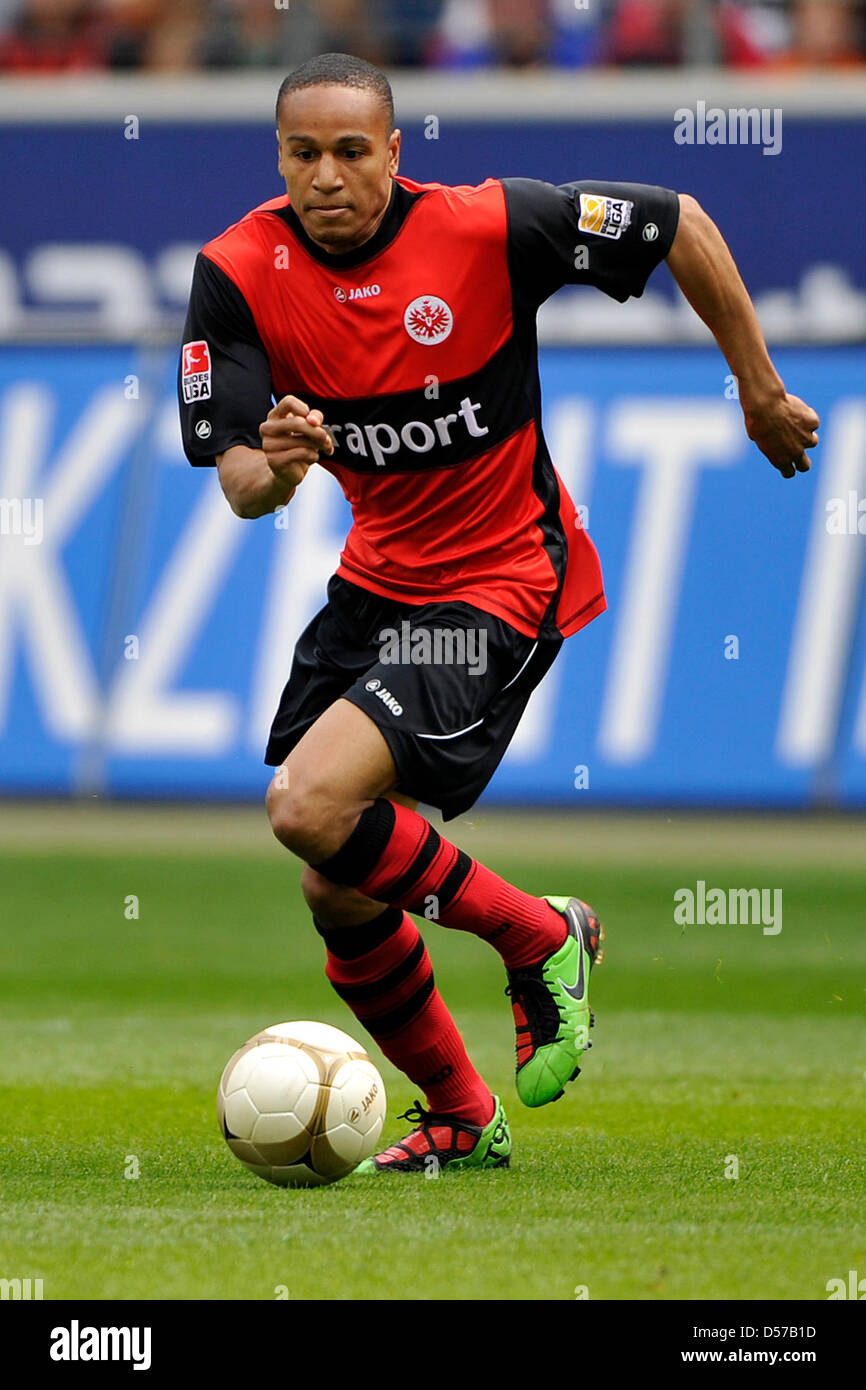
[178,252,274,467]
[501,177,680,310]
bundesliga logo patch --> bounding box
[181,340,212,402]
[577,194,633,240]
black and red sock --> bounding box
[313,799,566,971]
[315,905,495,1126]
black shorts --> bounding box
[264,575,562,821]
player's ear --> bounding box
[388,127,401,176]
[276,127,284,179]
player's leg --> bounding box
[309,785,603,1110]
[268,693,602,1111]
[305,845,511,1175]
[268,734,502,1157]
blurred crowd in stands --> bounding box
[1,0,864,72]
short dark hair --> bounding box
[275,53,394,133]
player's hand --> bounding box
[742,391,820,479]
[259,395,335,488]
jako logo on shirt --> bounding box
[334,284,381,302]
[364,678,403,716]
[335,283,383,303]
[404,295,453,344]
[181,340,212,402]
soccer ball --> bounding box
[217,1020,386,1187]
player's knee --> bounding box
[265,770,359,862]
[300,866,354,923]
[265,775,320,857]
[300,865,333,917]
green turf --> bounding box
[1,820,864,1301]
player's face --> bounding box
[276,85,401,253]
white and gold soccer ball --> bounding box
[217,1021,386,1187]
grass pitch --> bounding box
[0,804,863,1301]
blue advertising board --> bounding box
[0,344,863,806]
[1,118,865,334]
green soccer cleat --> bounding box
[354,1094,511,1174]
[506,896,605,1108]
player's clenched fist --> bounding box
[259,394,335,489]
[743,391,820,480]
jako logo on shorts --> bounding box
[364,678,403,716]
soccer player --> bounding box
[179,53,819,1173]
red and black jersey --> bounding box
[179,174,679,640]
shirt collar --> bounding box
[278,179,421,269]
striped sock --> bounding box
[315,906,495,1125]
[313,799,567,970]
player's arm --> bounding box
[502,177,818,479]
[179,254,330,517]
[216,446,291,519]
[666,195,819,478]
[217,397,334,520]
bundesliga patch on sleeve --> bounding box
[577,193,633,240]
[181,340,212,402]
